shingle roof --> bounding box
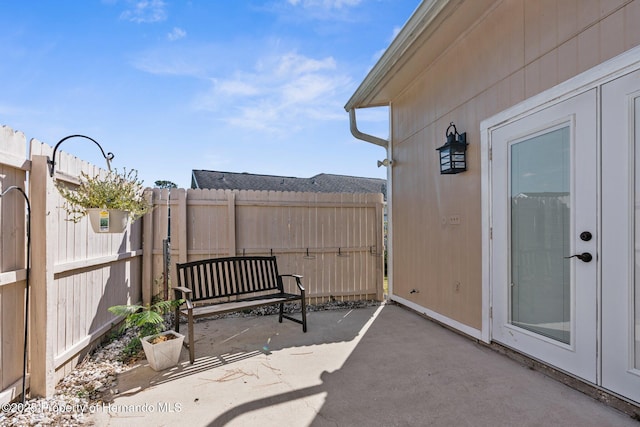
[191,170,386,199]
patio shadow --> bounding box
[95,304,636,427]
[205,304,637,427]
[107,304,379,399]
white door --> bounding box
[490,89,598,382]
[602,69,640,403]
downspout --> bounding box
[347,107,392,301]
[348,108,388,147]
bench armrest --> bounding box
[173,286,193,309]
[280,274,305,292]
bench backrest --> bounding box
[176,256,282,302]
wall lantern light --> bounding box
[436,122,467,174]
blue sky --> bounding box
[0,0,418,188]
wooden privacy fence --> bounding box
[0,124,384,403]
[0,126,143,402]
[143,188,385,305]
[0,127,29,404]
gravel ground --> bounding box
[0,300,380,427]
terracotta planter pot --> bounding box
[141,330,185,371]
[87,208,129,233]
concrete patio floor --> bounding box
[92,303,638,426]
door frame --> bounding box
[480,46,640,350]
[487,89,599,381]
[480,46,640,343]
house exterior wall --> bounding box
[390,0,640,330]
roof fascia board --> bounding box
[344,0,451,111]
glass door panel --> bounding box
[510,126,570,344]
[490,88,596,382]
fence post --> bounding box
[142,190,154,305]
[227,191,236,256]
[375,194,384,301]
[177,189,187,266]
[29,155,57,397]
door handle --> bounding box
[564,252,593,262]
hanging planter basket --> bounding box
[87,208,129,233]
[56,169,150,233]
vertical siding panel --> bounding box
[600,7,626,62]
[523,0,541,64]
[624,0,640,49]
[577,22,601,72]
[575,0,600,31]
[557,0,578,43]
[557,38,579,84]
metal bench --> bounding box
[174,255,307,363]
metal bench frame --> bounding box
[174,255,307,363]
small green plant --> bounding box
[56,168,151,223]
[108,296,183,358]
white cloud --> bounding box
[217,80,261,96]
[131,45,218,77]
[167,27,186,41]
[287,0,361,9]
[273,52,336,77]
[120,0,167,23]
[133,53,202,76]
[200,51,351,135]
[132,41,352,136]
[281,74,336,105]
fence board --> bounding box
[0,126,28,402]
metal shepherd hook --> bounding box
[0,186,31,404]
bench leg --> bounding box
[278,302,284,323]
[188,311,195,364]
[301,297,307,333]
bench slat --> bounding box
[183,294,298,318]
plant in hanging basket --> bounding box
[56,168,151,224]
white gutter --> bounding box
[346,106,393,308]
[348,108,388,147]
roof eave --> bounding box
[344,0,452,111]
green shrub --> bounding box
[108,297,183,357]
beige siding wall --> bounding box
[391,0,640,329]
